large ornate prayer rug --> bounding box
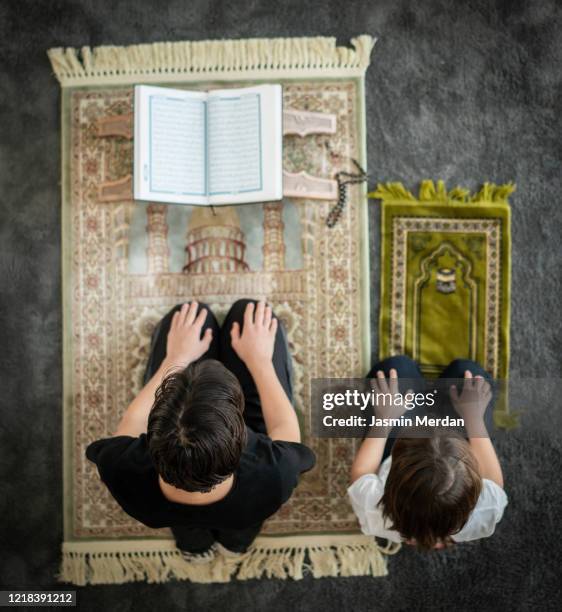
[371,180,514,427]
[48,36,394,584]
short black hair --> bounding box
[147,359,246,493]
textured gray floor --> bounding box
[1,0,561,610]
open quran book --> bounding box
[134,84,283,206]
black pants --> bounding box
[143,299,293,553]
[366,355,496,462]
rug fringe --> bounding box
[493,409,520,430]
[58,536,395,585]
[368,180,516,204]
[47,35,376,86]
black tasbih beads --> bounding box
[326,158,368,228]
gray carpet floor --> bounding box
[1,0,561,610]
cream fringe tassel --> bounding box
[47,35,376,87]
[58,535,400,585]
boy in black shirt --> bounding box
[86,299,315,560]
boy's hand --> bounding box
[370,368,412,421]
[450,371,492,420]
[165,302,212,368]
[231,301,278,372]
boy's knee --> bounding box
[226,298,259,320]
[368,355,422,381]
[449,358,469,368]
[232,298,258,309]
[448,358,480,372]
[171,301,210,312]
[381,355,420,374]
[388,355,418,367]
[446,358,490,380]
[163,302,213,329]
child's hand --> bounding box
[450,371,492,420]
[165,302,212,368]
[370,369,412,420]
[231,301,278,372]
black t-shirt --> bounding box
[86,427,315,534]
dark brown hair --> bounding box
[147,359,246,493]
[379,434,482,550]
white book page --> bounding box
[134,85,208,205]
[207,84,283,205]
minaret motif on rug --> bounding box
[262,202,286,271]
[145,203,170,274]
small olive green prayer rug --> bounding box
[371,180,515,428]
[47,34,400,585]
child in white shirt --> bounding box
[348,355,507,550]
